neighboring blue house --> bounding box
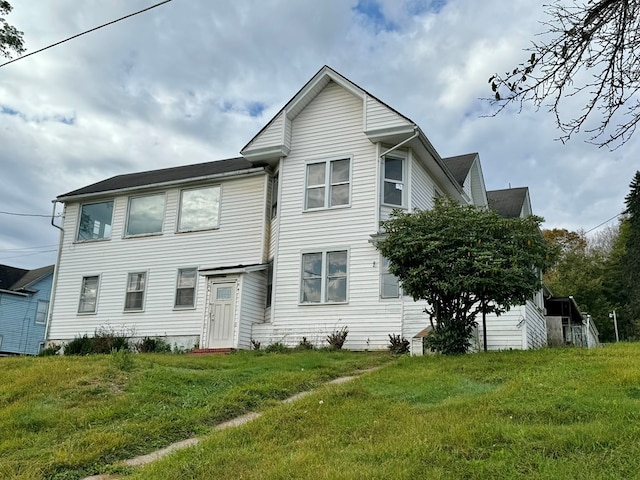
[0,264,54,355]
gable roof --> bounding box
[487,187,529,218]
[442,153,478,187]
[57,157,267,201]
[0,264,54,293]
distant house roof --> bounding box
[0,264,54,293]
[487,187,529,218]
[441,153,477,187]
[57,157,267,200]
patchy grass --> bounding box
[129,344,640,480]
[0,350,390,480]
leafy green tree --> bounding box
[376,197,555,355]
[488,0,640,148]
[0,1,24,59]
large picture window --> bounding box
[124,272,146,311]
[175,268,197,308]
[301,250,348,303]
[305,158,350,210]
[178,186,221,232]
[78,276,99,313]
[77,201,113,241]
[383,156,404,206]
[126,193,165,236]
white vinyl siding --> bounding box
[365,96,412,132]
[49,173,267,342]
[237,272,267,349]
[243,111,285,152]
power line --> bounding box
[0,211,60,218]
[0,244,59,252]
[0,0,173,69]
[585,212,623,234]
[0,249,57,261]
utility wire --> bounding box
[0,211,60,217]
[0,0,173,69]
[585,212,623,234]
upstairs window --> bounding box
[126,193,166,236]
[175,268,197,308]
[124,272,146,311]
[383,157,404,207]
[178,186,221,232]
[77,201,113,241]
[305,158,351,210]
[78,276,99,314]
[301,250,348,304]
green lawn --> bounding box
[4,346,640,480]
[0,350,390,480]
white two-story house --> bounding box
[46,66,547,352]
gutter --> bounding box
[55,167,268,203]
[45,201,64,344]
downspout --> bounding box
[45,200,64,345]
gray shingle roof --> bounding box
[0,264,54,292]
[11,265,54,291]
[486,187,529,218]
[441,153,477,187]
[58,157,267,200]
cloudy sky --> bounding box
[1,0,637,269]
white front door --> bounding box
[207,282,236,348]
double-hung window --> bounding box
[126,193,166,236]
[35,300,49,324]
[124,272,146,311]
[305,158,350,210]
[178,185,221,232]
[175,268,197,308]
[383,156,404,207]
[78,276,99,313]
[380,256,400,298]
[301,250,348,303]
[77,201,113,241]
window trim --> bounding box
[177,185,222,233]
[78,275,100,315]
[382,155,406,208]
[265,259,274,308]
[380,256,400,299]
[299,249,349,305]
[304,156,352,211]
[124,192,167,238]
[35,299,49,324]
[76,201,114,242]
[174,267,198,310]
[124,271,148,312]
[271,173,279,219]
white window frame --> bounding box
[35,299,49,324]
[300,249,349,304]
[271,173,279,219]
[78,275,100,314]
[382,155,406,208]
[76,201,114,242]
[125,193,166,237]
[174,268,198,309]
[177,185,221,233]
[124,271,147,312]
[380,256,400,299]
[304,157,352,211]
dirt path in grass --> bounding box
[83,368,379,480]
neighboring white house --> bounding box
[47,66,548,352]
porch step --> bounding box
[190,348,234,356]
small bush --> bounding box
[387,334,410,354]
[265,342,289,353]
[250,339,261,350]
[327,327,348,350]
[135,337,172,353]
[38,343,61,357]
[64,335,94,355]
[110,349,134,371]
[296,337,314,350]
[92,326,130,354]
